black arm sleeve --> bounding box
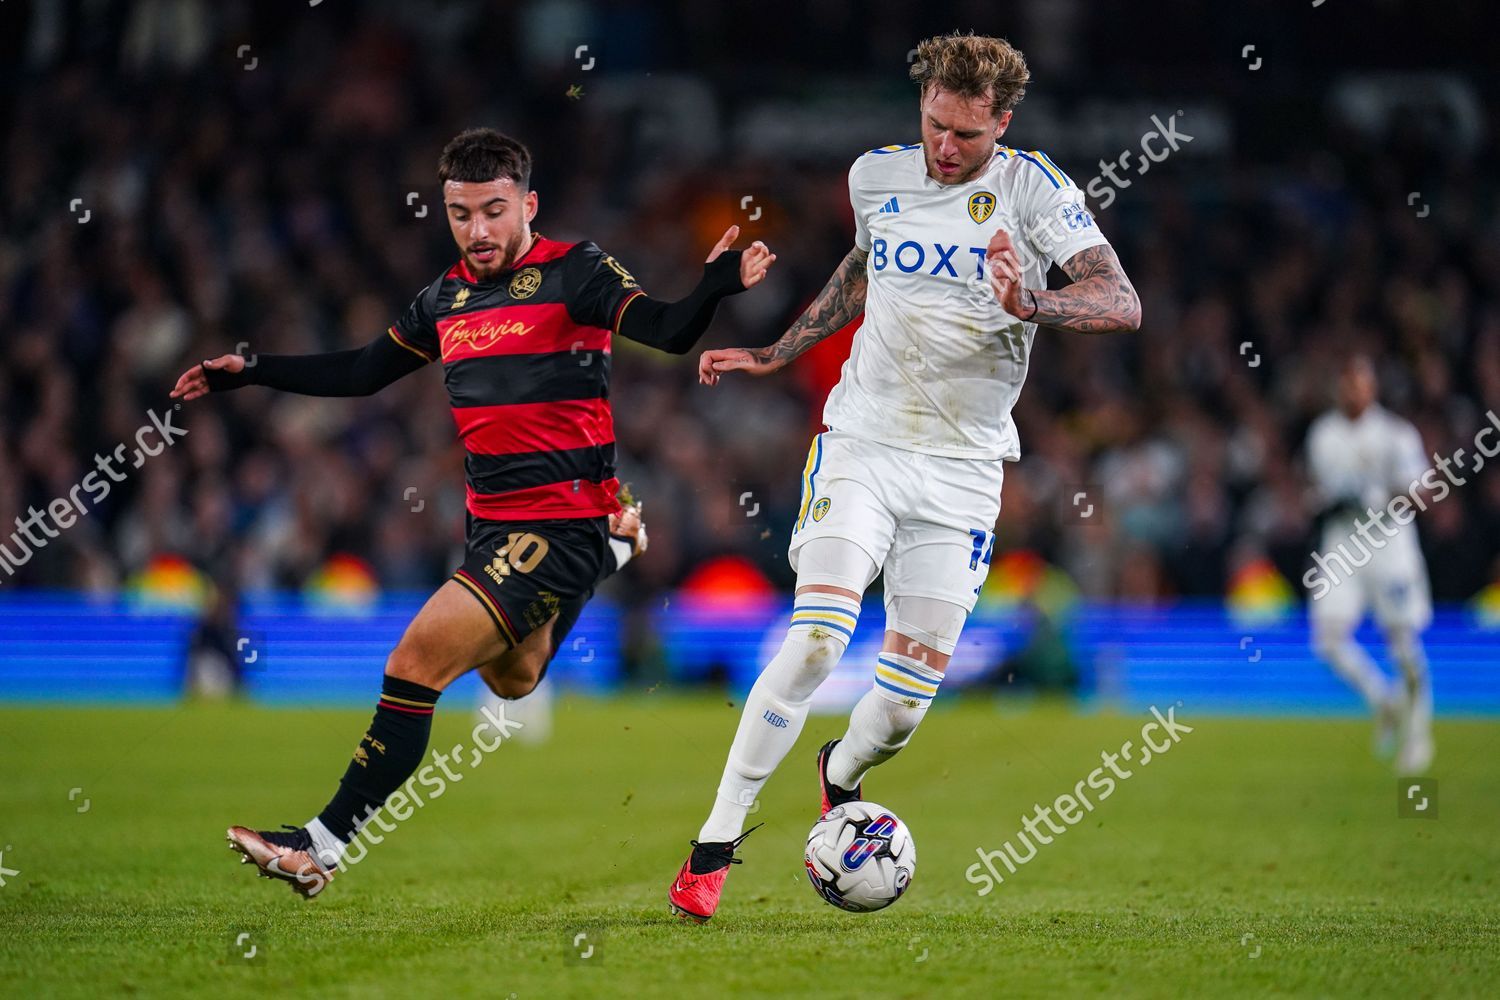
[614,252,746,355]
[203,331,429,397]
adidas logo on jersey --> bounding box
[877,196,900,214]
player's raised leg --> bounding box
[823,596,964,795]
[823,499,989,798]
[668,535,880,923]
[474,499,648,734]
[472,515,639,701]
[227,579,509,897]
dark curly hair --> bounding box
[437,128,533,189]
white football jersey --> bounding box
[823,142,1110,460]
[1306,404,1429,555]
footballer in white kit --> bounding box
[1304,356,1435,774]
[667,32,1141,923]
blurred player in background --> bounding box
[667,31,1141,923]
[170,128,774,897]
[1305,355,1435,774]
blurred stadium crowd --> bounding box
[1,0,1496,615]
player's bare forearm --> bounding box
[698,245,866,383]
[750,246,868,368]
[1024,244,1141,334]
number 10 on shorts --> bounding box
[484,531,550,585]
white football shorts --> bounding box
[787,429,1004,612]
[1309,530,1433,632]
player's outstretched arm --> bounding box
[169,332,430,402]
[699,244,868,385]
[986,233,1141,334]
[613,225,775,355]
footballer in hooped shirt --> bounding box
[669,31,1141,923]
[170,127,776,897]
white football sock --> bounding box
[306,817,348,869]
[698,592,860,842]
[825,652,943,790]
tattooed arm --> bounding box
[698,245,868,383]
[987,233,1142,334]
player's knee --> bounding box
[486,649,548,700]
[787,625,848,671]
[476,660,507,698]
[491,672,541,700]
[481,668,541,700]
[780,589,862,688]
[764,627,848,705]
[385,637,447,688]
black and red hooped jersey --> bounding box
[387,234,645,521]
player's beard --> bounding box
[468,229,531,280]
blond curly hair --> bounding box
[909,32,1031,115]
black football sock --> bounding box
[315,675,442,843]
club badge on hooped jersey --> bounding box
[509,267,543,299]
[812,497,832,522]
[968,191,996,224]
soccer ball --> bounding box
[804,801,916,912]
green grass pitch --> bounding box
[2,696,1497,997]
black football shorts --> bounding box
[452,513,610,649]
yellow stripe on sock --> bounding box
[381,693,437,708]
[875,664,939,695]
[791,609,858,629]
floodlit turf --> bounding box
[1,695,1497,998]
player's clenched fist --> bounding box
[986,229,1022,280]
[984,229,1033,320]
[170,354,246,401]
